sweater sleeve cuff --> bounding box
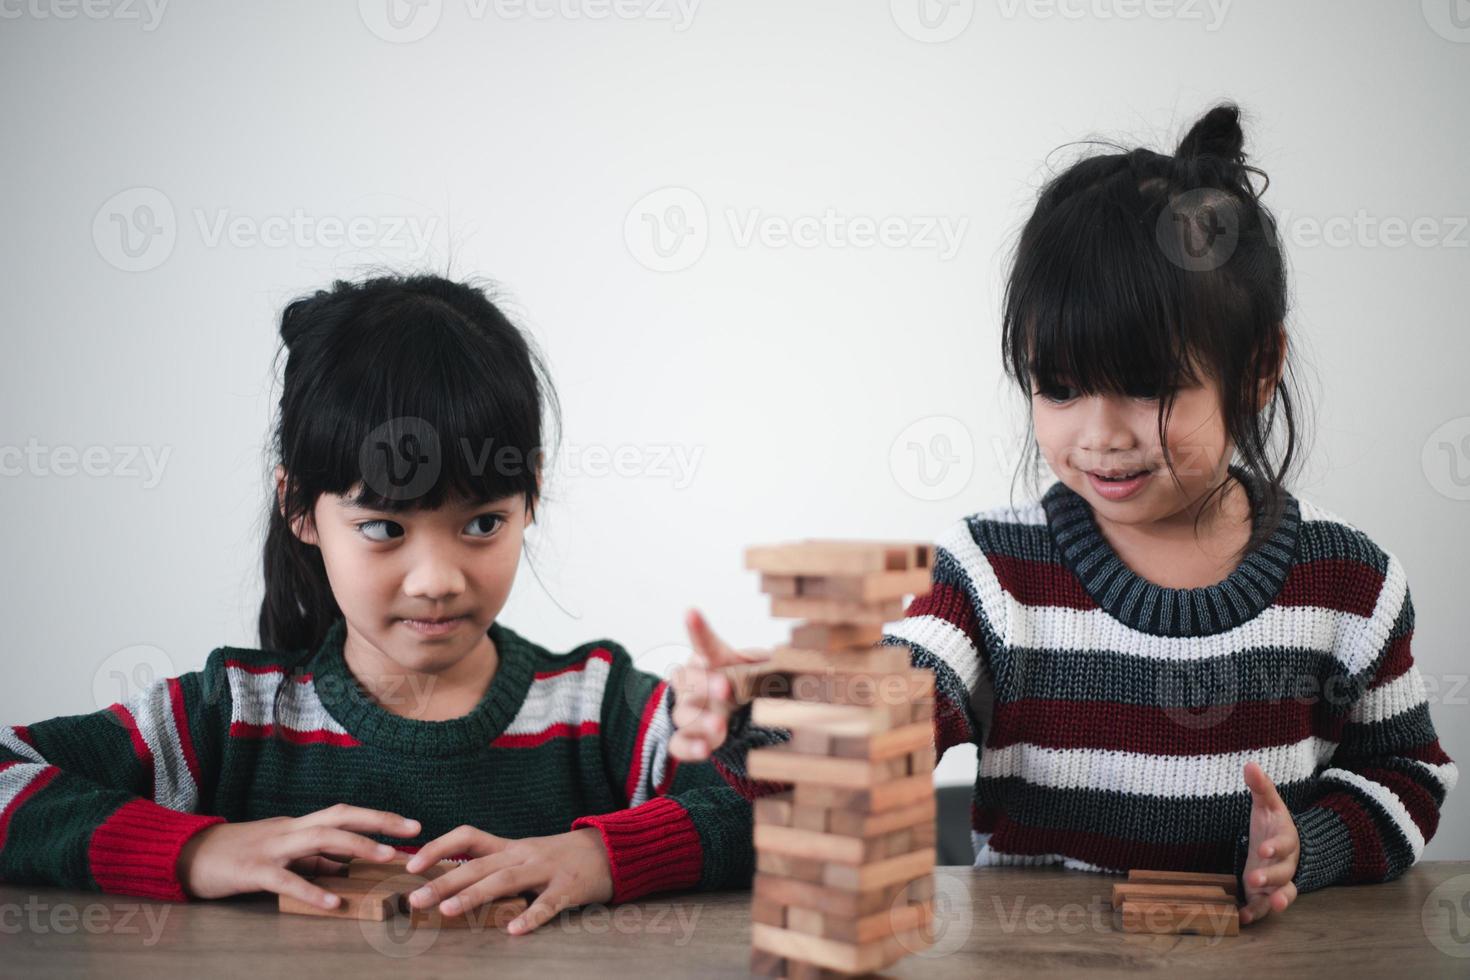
[87,798,226,902]
[1232,805,1354,898]
[571,797,703,903]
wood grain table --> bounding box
[1,863,1467,978]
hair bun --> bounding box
[278,287,333,352]
[1176,103,1245,163]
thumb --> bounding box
[1243,761,1285,810]
[686,608,746,668]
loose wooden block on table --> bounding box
[1127,868,1239,897]
[745,540,933,577]
[1111,882,1234,910]
[1120,900,1240,936]
[279,876,399,921]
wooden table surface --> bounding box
[2,863,1468,978]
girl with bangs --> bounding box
[0,274,754,934]
[670,104,1456,926]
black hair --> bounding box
[257,272,560,663]
[1000,102,1309,560]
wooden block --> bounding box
[906,874,935,903]
[755,824,929,866]
[761,568,934,603]
[752,922,930,975]
[749,747,891,789]
[788,728,832,755]
[751,697,893,737]
[909,744,937,774]
[724,661,786,705]
[789,622,884,651]
[751,896,787,928]
[755,792,795,827]
[791,804,828,833]
[793,773,933,812]
[346,858,456,883]
[406,895,527,931]
[279,876,400,921]
[1111,882,1235,910]
[745,540,932,577]
[829,721,933,761]
[757,851,826,883]
[754,872,908,918]
[1127,869,1239,897]
[827,798,936,838]
[771,596,904,625]
[823,847,936,892]
[1120,900,1240,937]
[786,906,825,936]
[822,897,933,945]
[769,645,911,675]
[749,947,785,978]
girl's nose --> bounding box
[1076,396,1139,455]
[401,556,467,600]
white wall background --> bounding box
[2,0,1467,859]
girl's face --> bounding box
[1030,370,1237,531]
[285,473,532,673]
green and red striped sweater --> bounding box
[0,617,753,904]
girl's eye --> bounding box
[1036,384,1078,403]
[357,519,404,543]
[465,514,505,538]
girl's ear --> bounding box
[274,464,320,545]
[1255,323,1287,412]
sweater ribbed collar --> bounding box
[309,617,536,756]
[1040,463,1301,637]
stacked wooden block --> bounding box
[1114,869,1241,937]
[735,540,939,979]
[279,855,528,930]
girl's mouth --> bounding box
[1086,469,1152,500]
[399,616,467,637]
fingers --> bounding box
[277,826,399,865]
[1239,892,1273,926]
[1248,856,1296,891]
[287,855,350,877]
[668,730,710,762]
[508,883,574,935]
[405,825,506,873]
[264,865,344,911]
[1243,761,1286,811]
[300,803,421,839]
[438,863,544,916]
[1269,880,1298,913]
[684,609,721,668]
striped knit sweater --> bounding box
[717,465,1457,893]
[0,617,753,904]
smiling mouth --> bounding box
[1090,469,1150,482]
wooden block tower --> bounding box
[736,540,939,979]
